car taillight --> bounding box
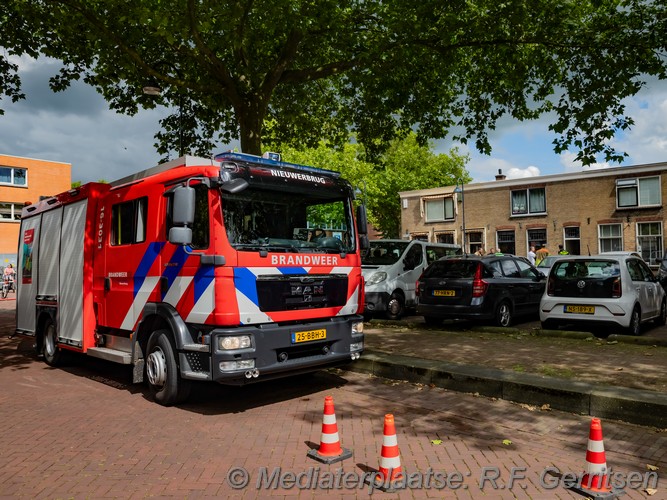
[415,279,421,297]
[612,277,621,298]
[472,263,488,298]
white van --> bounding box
[362,239,461,319]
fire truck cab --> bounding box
[16,152,367,405]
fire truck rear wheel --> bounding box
[146,330,191,406]
[42,319,64,367]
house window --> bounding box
[598,223,622,252]
[637,222,662,264]
[436,232,454,244]
[424,197,454,222]
[0,166,28,187]
[467,231,483,254]
[527,228,547,249]
[616,176,661,208]
[111,198,148,245]
[511,188,546,215]
[0,202,24,221]
[563,226,580,255]
[496,230,515,255]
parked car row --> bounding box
[364,244,666,336]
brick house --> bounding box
[399,161,667,267]
[0,154,71,267]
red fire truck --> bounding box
[15,152,367,405]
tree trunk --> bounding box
[237,100,264,155]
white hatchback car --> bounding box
[540,254,666,335]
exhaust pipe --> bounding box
[252,368,260,378]
[245,370,253,379]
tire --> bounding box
[627,306,641,336]
[42,319,64,366]
[146,330,191,406]
[495,300,513,327]
[656,299,667,327]
[385,292,405,320]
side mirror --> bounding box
[356,205,368,235]
[172,186,195,226]
[169,226,192,246]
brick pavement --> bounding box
[1,298,666,498]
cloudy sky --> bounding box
[1,56,666,184]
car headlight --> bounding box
[366,271,387,285]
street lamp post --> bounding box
[454,180,466,253]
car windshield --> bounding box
[362,241,410,265]
[221,188,354,254]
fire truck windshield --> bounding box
[221,188,355,254]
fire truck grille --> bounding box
[256,274,348,312]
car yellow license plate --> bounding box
[292,328,326,343]
[564,305,595,314]
[433,289,455,297]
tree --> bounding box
[281,134,469,238]
[1,0,666,164]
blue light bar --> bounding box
[214,151,341,178]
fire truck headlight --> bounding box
[219,335,251,350]
[366,272,387,285]
[219,359,255,372]
[352,321,364,335]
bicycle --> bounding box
[2,277,15,299]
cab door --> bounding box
[400,243,424,308]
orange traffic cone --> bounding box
[569,418,624,499]
[363,414,404,491]
[307,395,352,464]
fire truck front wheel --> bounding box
[146,330,191,406]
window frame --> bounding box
[424,197,455,222]
[0,202,24,222]
[110,197,148,246]
[598,223,623,253]
[616,176,661,209]
[636,221,663,266]
[0,166,28,187]
[510,187,546,216]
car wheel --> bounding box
[656,299,667,326]
[385,292,405,320]
[627,307,641,336]
[495,300,513,327]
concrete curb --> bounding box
[343,350,667,428]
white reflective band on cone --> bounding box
[383,435,398,447]
[320,432,340,444]
[322,414,336,425]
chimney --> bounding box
[495,169,506,181]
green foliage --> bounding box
[281,134,469,238]
[1,0,666,164]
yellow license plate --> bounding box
[433,289,455,297]
[564,305,595,314]
[292,328,326,343]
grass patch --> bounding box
[512,364,526,372]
